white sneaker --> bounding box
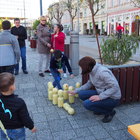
[63,73,67,78]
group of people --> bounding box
[0,18,28,75]
[0,16,122,140]
[37,16,74,79]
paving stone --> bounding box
[88,125,110,139]
[115,110,136,126]
[109,129,135,140]
[74,128,93,137]
[101,117,126,132]
[99,138,114,140]
[13,45,140,139]
[26,129,36,138]
[36,130,53,140]
[52,130,77,140]
[46,112,61,121]
[19,83,36,89]
[35,122,50,131]
[72,136,96,140]
[44,106,57,114]
[48,118,72,132]
[33,112,47,123]
[67,116,79,129]
[24,98,36,106]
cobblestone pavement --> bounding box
[15,46,139,140]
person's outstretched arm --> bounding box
[19,99,35,130]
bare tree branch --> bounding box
[131,0,140,7]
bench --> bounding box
[128,124,140,140]
[82,64,140,104]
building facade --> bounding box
[60,0,107,35]
[107,0,140,35]
[54,0,140,35]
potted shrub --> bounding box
[101,35,139,65]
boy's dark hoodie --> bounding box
[0,93,34,130]
[50,54,72,74]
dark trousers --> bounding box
[0,65,14,74]
[15,46,27,72]
[50,69,62,89]
[78,90,120,115]
[62,56,72,74]
[117,30,122,39]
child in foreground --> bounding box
[50,50,73,89]
[0,73,36,140]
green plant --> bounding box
[0,18,3,30]
[101,35,139,65]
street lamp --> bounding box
[23,0,26,27]
[40,0,43,16]
[77,0,80,33]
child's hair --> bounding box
[56,24,63,32]
[54,50,62,60]
[0,73,15,92]
[2,20,11,30]
[79,57,96,74]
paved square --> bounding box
[15,46,139,140]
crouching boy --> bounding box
[0,73,36,140]
[50,50,73,89]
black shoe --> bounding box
[44,70,50,73]
[39,73,45,77]
[15,71,19,75]
[94,112,103,115]
[23,70,28,74]
[102,110,116,123]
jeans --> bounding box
[50,69,62,89]
[78,90,120,115]
[38,53,50,73]
[0,65,14,74]
[15,47,27,72]
[117,31,122,39]
[0,128,25,140]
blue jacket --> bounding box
[0,30,20,66]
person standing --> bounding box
[37,16,51,77]
[51,24,74,78]
[116,24,124,39]
[0,20,20,74]
[11,18,28,75]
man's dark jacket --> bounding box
[11,26,27,47]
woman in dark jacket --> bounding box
[37,16,51,77]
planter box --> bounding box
[30,39,37,48]
[82,64,140,104]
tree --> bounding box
[48,2,64,24]
[52,2,64,24]
[63,0,78,30]
[32,20,40,30]
[48,6,54,25]
[85,0,105,64]
[131,0,140,7]
[0,19,3,30]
